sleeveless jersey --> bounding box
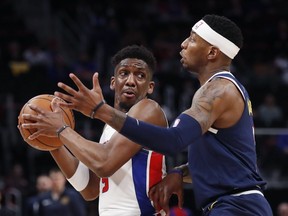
[188,71,266,208]
[98,124,166,216]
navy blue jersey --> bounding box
[36,188,86,216]
[188,71,266,208]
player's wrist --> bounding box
[168,168,183,176]
[67,161,90,191]
[170,163,189,178]
[56,125,70,138]
[90,100,106,119]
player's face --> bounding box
[180,31,211,72]
[111,58,154,112]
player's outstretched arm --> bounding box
[87,74,238,156]
[55,73,202,155]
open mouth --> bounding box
[123,89,136,98]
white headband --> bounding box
[192,20,240,59]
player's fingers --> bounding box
[69,73,87,91]
[51,98,63,112]
[57,82,78,98]
[18,125,30,141]
[148,186,156,199]
[28,129,45,140]
[27,104,45,115]
[159,192,171,215]
[21,121,38,129]
[22,113,40,122]
[149,188,161,212]
[92,72,103,95]
[176,190,184,209]
[54,91,74,106]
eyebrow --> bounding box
[119,62,146,69]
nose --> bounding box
[181,38,188,49]
[125,73,136,86]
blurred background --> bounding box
[0,0,288,215]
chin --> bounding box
[119,101,134,112]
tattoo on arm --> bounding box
[190,79,225,131]
[108,109,127,131]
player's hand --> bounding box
[149,172,184,216]
[20,98,66,139]
[54,72,105,118]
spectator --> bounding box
[256,93,284,127]
[25,174,52,216]
[277,202,288,216]
[0,190,16,216]
[35,168,86,216]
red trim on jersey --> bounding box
[148,152,164,189]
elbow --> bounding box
[91,162,114,178]
[82,193,98,201]
[80,188,99,201]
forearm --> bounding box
[58,127,112,177]
[117,114,202,156]
[50,146,100,200]
[96,104,127,132]
[50,146,79,178]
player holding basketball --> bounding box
[50,15,273,215]
[20,45,168,215]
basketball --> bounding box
[18,94,75,151]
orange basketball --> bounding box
[18,94,75,151]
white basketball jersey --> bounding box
[98,124,166,216]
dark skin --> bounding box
[37,32,243,215]
[148,163,191,214]
[21,31,244,214]
[50,33,243,133]
[20,58,168,205]
[148,33,245,214]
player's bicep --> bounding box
[184,79,229,132]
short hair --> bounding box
[111,45,157,77]
[202,14,243,49]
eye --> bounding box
[137,73,145,79]
[136,72,146,80]
[118,70,129,77]
[189,35,195,42]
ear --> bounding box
[110,76,115,90]
[207,46,220,60]
[147,81,155,95]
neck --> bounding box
[198,65,230,85]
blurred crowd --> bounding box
[0,0,288,215]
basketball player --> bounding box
[49,15,273,215]
[20,45,168,215]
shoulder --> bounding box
[132,98,161,110]
[198,77,240,100]
[128,98,168,127]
